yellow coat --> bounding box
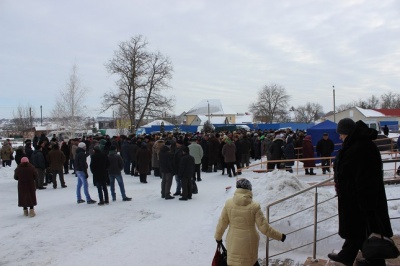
[214,188,283,266]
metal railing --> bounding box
[264,173,400,265]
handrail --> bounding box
[264,174,400,265]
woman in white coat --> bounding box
[215,179,286,266]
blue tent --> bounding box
[306,120,341,158]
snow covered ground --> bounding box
[0,157,399,266]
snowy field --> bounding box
[0,156,399,266]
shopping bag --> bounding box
[212,242,227,266]
[362,233,400,259]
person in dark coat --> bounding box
[128,138,139,176]
[159,142,175,199]
[207,134,220,172]
[382,124,389,136]
[75,142,96,204]
[282,136,295,173]
[108,145,132,202]
[30,143,47,190]
[178,146,195,201]
[302,135,316,175]
[90,145,110,205]
[120,138,131,175]
[328,119,393,266]
[47,144,67,189]
[61,141,70,174]
[239,134,251,167]
[24,139,33,160]
[268,134,285,171]
[316,133,335,174]
[221,137,237,177]
[200,135,209,172]
[233,135,242,175]
[136,142,152,183]
[14,157,37,217]
[14,146,25,165]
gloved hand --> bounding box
[281,234,286,242]
[216,239,223,244]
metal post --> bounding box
[40,105,43,126]
[333,86,336,123]
[313,190,318,260]
[266,207,270,266]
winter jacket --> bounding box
[47,148,66,171]
[1,142,13,160]
[30,150,46,170]
[215,188,283,266]
[178,153,195,179]
[136,145,151,174]
[222,142,236,163]
[316,138,335,157]
[74,147,88,172]
[283,136,295,167]
[128,142,139,164]
[90,150,109,184]
[107,151,123,175]
[173,147,184,174]
[334,120,393,239]
[15,149,24,165]
[159,145,174,174]
[302,135,315,167]
[60,142,70,161]
[120,141,130,160]
[14,162,37,208]
[188,143,203,164]
[239,137,251,156]
[207,137,220,164]
[152,140,165,168]
[269,138,284,161]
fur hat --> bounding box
[337,118,356,135]
[78,142,86,149]
[21,157,29,163]
[236,178,252,191]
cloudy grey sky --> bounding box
[1,0,399,119]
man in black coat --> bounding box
[316,133,335,174]
[178,146,195,201]
[328,119,393,266]
[90,146,110,205]
[159,141,175,199]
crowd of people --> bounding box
[1,128,339,216]
[2,118,397,265]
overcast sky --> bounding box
[1,0,399,119]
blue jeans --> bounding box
[76,171,92,201]
[175,175,181,193]
[109,174,127,200]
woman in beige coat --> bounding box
[215,179,286,266]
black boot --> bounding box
[309,168,316,175]
[305,168,310,175]
[213,165,217,172]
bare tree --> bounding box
[294,102,323,123]
[102,35,174,133]
[12,104,35,134]
[249,84,290,123]
[51,64,87,132]
[381,92,400,109]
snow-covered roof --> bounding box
[235,114,253,124]
[191,115,227,125]
[141,119,173,128]
[356,107,385,117]
[185,99,236,115]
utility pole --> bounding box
[332,86,336,123]
[40,105,43,126]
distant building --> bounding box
[185,99,239,125]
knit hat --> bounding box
[236,178,252,191]
[78,142,86,149]
[21,157,29,163]
[337,118,356,135]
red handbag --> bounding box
[212,242,227,266]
